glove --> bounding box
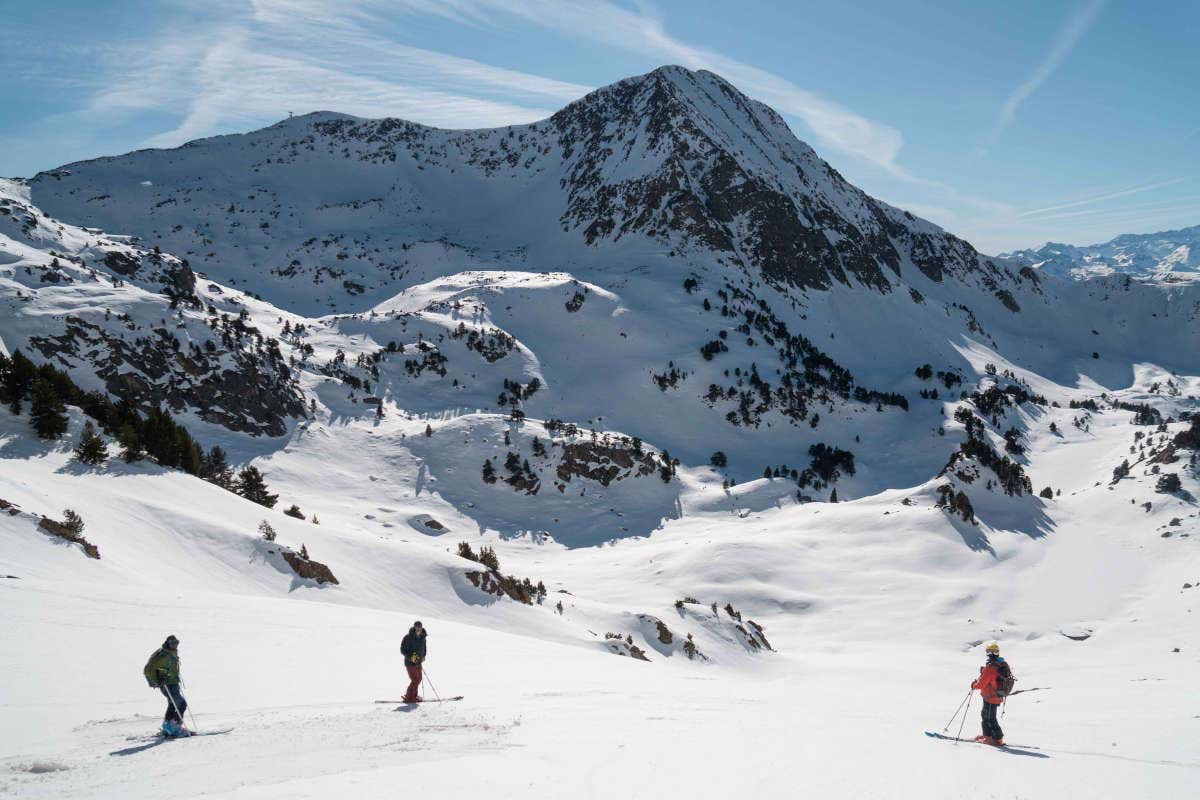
[410,654,421,664]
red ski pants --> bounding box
[404,663,422,702]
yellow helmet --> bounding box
[985,642,1000,654]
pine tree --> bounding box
[424,424,433,437]
[202,446,234,489]
[482,459,497,484]
[2,350,36,414]
[62,509,85,537]
[237,467,279,508]
[683,634,698,660]
[478,546,500,571]
[829,488,838,503]
[258,520,277,541]
[1155,473,1181,493]
[74,421,108,465]
[118,423,145,462]
[179,434,203,476]
[29,379,68,439]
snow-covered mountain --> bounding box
[1006,224,1200,284]
[32,66,1022,313]
[2,67,1199,798]
[17,67,1200,491]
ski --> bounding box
[123,728,233,745]
[374,696,464,704]
[1006,687,1049,696]
[164,727,234,739]
[924,731,1041,750]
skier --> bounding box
[400,621,427,703]
[970,642,1014,745]
[143,634,189,737]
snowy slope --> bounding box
[2,65,1200,798]
[2,371,1198,797]
[1006,225,1200,284]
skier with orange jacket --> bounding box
[970,642,1014,745]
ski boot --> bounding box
[162,721,190,738]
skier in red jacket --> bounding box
[971,642,1014,745]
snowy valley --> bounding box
[1,67,1198,798]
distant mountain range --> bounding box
[1004,225,1200,283]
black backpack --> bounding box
[996,659,1015,696]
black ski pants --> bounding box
[981,700,1003,741]
[161,683,187,724]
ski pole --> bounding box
[181,679,200,733]
[955,691,973,744]
[942,689,973,733]
[422,665,443,702]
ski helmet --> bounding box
[985,642,1000,654]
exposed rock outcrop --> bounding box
[281,549,338,585]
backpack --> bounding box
[144,648,168,685]
[995,659,1015,696]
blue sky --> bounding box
[1,0,1196,253]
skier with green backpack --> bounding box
[143,634,190,738]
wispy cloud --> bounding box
[982,0,1105,151]
[79,1,592,150]
[1024,194,1200,223]
[1018,178,1186,218]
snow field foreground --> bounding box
[2,581,1197,799]
[2,385,1199,798]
